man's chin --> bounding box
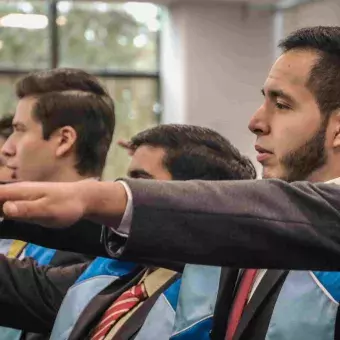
[261,167,275,179]
[261,167,286,181]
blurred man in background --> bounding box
[0,67,115,340]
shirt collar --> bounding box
[325,177,340,185]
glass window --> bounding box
[0,1,49,69]
[101,77,159,179]
[0,74,22,114]
[58,1,160,72]
[0,1,161,179]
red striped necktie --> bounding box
[91,282,148,340]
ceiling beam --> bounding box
[75,0,324,11]
[248,0,321,10]
[277,0,321,10]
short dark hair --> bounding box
[130,124,256,181]
[0,115,13,140]
[16,68,115,177]
[279,26,340,118]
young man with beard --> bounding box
[5,26,340,339]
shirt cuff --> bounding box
[101,180,132,258]
[111,180,133,237]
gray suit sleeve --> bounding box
[106,178,340,270]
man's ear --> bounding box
[55,126,77,158]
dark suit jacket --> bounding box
[0,220,97,340]
[67,267,180,340]
[213,267,340,340]
[0,255,88,335]
[0,254,148,340]
[0,221,180,340]
[101,178,340,339]
[210,268,288,340]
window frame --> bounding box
[0,0,161,122]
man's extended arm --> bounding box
[3,179,340,270]
[109,178,340,270]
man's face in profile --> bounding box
[248,49,328,182]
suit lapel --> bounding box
[109,272,181,340]
[211,268,240,340]
[233,270,287,340]
[68,268,147,340]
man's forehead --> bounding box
[14,97,37,121]
[130,145,165,164]
[128,145,164,168]
[267,49,319,87]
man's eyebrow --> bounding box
[128,169,154,179]
[261,88,295,103]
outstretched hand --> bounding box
[0,179,127,229]
[0,180,90,227]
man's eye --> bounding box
[276,102,289,110]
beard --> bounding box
[278,119,328,183]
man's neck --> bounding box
[47,168,94,182]
[306,166,340,183]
